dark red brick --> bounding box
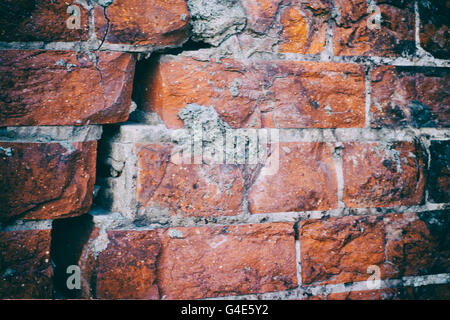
[0,0,89,42]
[334,0,415,57]
[0,50,135,126]
[342,141,427,208]
[0,141,97,222]
[0,229,52,299]
[371,66,450,128]
[94,0,189,46]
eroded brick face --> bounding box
[248,142,338,213]
[157,223,298,299]
[0,230,52,299]
[342,141,427,208]
[94,0,190,46]
[138,56,365,129]
[0,0,89,42]
[299,215,386,285]
[136,143,246,217]
[95,230,161,300]
[0,50,135,126]
[371,66,450,128]
[334,0,415,57]
[80,223,297,300]
[419,0,450,59]
[428,141,450,203]
[0,141,97,222]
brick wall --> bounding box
[0,0,449,300]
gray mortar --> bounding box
[187,0,247,46]
[0,126,102,142]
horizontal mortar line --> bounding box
[1,41,449,66]
[111,126,450,144]
[205,273,450,300]
[0,125,103,142]
[93,202,449,231]
[0,41,188,53]
[0,219,53,232]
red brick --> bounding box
[0,141,97,222]
[299,215,386,285]
[0,50,135,126]
[0,230,52,299]
[428,141,450,203]
[419,0,450,59]
[157,223,297,299]
[136,143,245,217]
[334,0,415,57]
[279,0,331,54]
[240,0,283,34]
[248,142,338,214]
[0,0,89,42]
[138,56,365,129]
[95,230,161,300]
[384,211,450,279]
[94,0,189,46]
[241,0,330,54]
[342,141,427,208]
[371,66,450,128]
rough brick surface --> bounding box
[334,0,415,57]
[326,289,398,300]
[248,142,338,213]
[80,223,297,299]
[95,230,161,300]
[0,141,97,222]
[138,56,365,129]
[299,215,386,285]
[0,50,135,126]
[278,0,331,54]
[94,0,190,46]
[342,141,427,208]
[0,0,89,42]
[136,143,245,217]
[371,66,450,128]
[157,223,297,299]
[428,141,450,203]
[385,211,450,278]
[419,0,450,59]
[0,230,52,299]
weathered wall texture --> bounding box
[0,0,449,300]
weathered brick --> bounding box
[138,56,365,129]
[334,0,415,57]
[278,0,331,54]
[299,215,386,285]
[0,229,52,299]
[384,211,450,278]
[0,0,89,42]
[157,223,297,299]
[94,0,189,46]
[0,50,135,126]
[94,230,161,300]
[0,141,97,222]
[136,143,245,217]
[240,0,331,54]
[428,141,450,203]
[342,141,427,208]
[419,0,450,59]
[248,142,338,214]
[371,66,450,128]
